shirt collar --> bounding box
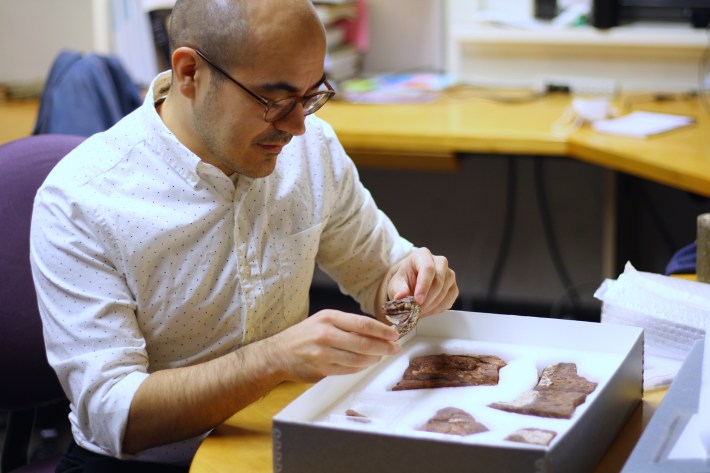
[142,71,204,188]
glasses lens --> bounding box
[264,92,333,122]
[264,99,297,122]
[302,92,332,116]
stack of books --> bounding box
[313,0,366,84]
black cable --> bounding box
[533,159,582,316]
[485,156,518,306]
[637,184,679,254]
[550,280,600,320]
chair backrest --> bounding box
[0,134,85,410]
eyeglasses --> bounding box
[193,48,335,123]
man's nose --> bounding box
[272,103,307,136]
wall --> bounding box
[0,0,103,84]
[360,0,444,74]
[0,0,169,88]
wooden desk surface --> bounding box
[2,93,708,196]
[317,93,710,196]
[0,99,38,144]
[569,97,710,198]
[190,382,311,473]
[189,381,666,473]
[316,93,571,164]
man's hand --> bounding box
[267,310,401,382]
[381,247,458,319]
[125,309,399,453]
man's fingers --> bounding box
[327,311,400,342]
[411,248,436,304]
[420,262,458,316]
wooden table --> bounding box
[568,96,710,198]
[189,381,666,473]
[316,92,571,171]
[3,94,708,198]
[316,93,710,197]
[0,99,38,143]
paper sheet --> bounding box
[592,111,695,138]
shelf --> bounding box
[451,22,708,50]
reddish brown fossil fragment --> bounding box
[382,296,420,337]
[392,354,507,391]
[505,428,557,446]
[488,390,588,419]
[536,363,597,395]
[488,362,597,419]
[345,409,371,423]
[417,407,489,436]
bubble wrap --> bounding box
[595,262,710,387]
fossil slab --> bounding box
[536,363,597,395]
[488,362,597,419]
[392,354,507,391]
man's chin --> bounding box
[244,155,279,178]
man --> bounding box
[30,0,458,470]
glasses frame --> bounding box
[193,48,335,123]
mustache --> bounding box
[258,130,292,145]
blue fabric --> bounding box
[665,242,697,275]
[33,50,142,136]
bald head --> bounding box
[169,0,325,72]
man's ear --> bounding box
[171,47,200,100]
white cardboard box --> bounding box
[273,311,643,473]
[622,340,706,472]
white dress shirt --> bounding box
[30,72,414,464]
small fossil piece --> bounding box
[417,407,489,436]
[505,428,557,446]
[382,296,420,336]
[345,409,371,423]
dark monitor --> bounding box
[591,0,710,28]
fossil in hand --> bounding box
[382,296,420,337]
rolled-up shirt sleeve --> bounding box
[30,182,149,458]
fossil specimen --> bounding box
[392,354,507,391]
[382,296,420,337]
[417,407,489,436]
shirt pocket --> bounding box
[275,222,323,326]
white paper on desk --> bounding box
[592,111,695,138]
[667,320,710,460]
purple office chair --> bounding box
[0,134,84,472]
